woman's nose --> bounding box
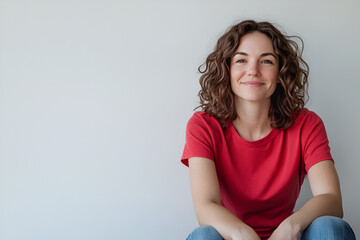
[247,62,260,77]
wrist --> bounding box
[231,224,259,240]
[282,215,302,236]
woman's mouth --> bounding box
[241,81,265,87]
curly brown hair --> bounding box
[197,20,309,129]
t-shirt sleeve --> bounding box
[301,112,333,172]
[181,113,215,167]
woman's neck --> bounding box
[232,100,272,141]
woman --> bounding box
[181,20,355,240]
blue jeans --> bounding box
[186,216,356,240]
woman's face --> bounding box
[230,31,279,105]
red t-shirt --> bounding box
[181,109,333,239]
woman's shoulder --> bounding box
[189,111,220,122]
[292,108,324,127]
[187,111,223,130]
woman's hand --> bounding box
[231,224,261,240]
[268,218,301,240]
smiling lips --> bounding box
[241,81,265,87]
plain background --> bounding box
[0,0,359,239]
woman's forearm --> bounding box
[285,160,344,234]
[189,157,261,240]
[285,193,343,233]
[195,201,260,240]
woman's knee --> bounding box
[186,225,224,240]
[300,216,356,240]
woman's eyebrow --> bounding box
[234,52,276,58]
[260,53,277,58]
[234,52,248,56]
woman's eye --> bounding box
[262,60,273,64]
[236,59,246,63]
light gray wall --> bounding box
[0,0,359,239]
